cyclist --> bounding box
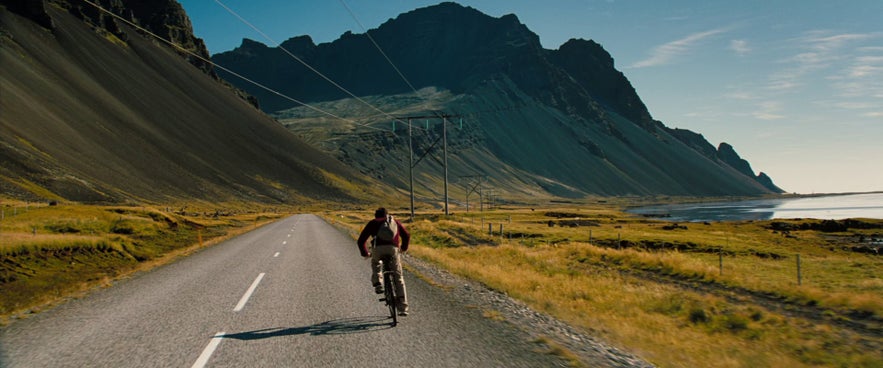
[357,208,410,316]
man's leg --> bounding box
[388,248,408,314]
[370,249,383,293]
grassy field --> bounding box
[3,198,880,367]
[325,204,883,368]
[0,200,287,323]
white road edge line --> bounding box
[191,331,225,368]
[234,273,265,312]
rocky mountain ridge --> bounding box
[213,2,783,198]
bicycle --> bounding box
[377,259,399,326]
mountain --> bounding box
[0,0,374,204]
[212,2,784,199]
[667,129,783,193]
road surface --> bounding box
[0,214,566,367]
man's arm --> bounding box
[356,222,376,257]
[397,220,410,252]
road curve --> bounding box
[0,214,566,367]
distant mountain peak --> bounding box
[212,2,784,197]
[234,38,272,52]
[558,38,614,69]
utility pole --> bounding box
[443,115,449,215]
[485,188,496,210]
[396,113,462,218]
[408,118,415,221]
[460,175,485,212]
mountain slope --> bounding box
[0,0,374,203]
[213,2,783,199]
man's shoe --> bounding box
[374,284,384,294]
[398,303,409,316]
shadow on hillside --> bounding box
[222,316,393,340]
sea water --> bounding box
[627,192,883,222]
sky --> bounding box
[177,0,883,194]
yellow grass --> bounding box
[0,201,289,322]
[323,207,883,368]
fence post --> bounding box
[797,254,802,286]
[719,248,723,276]
[589,229,592,243]
[488,223,492,235]
[499,223,504,236]
[617,233,621,249]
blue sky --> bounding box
[178,0,883,194]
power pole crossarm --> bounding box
[396,113,463,218]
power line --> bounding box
[213,0,409,127]
[338,0,447,127]
[214,0,540,135]
[79,0,382,130]
[338,0,419,96]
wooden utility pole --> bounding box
[396,113,462,218]
[460,175,485,212]
[484,188,497,210]
[408,118,415,221]
[443,115,449,215]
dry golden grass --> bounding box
[323,206,883,368]
[533,335,584,367]
[0,200,289,322]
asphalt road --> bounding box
[0,214,565,367]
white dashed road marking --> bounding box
[191,332,224,368]
[233,273,265,312]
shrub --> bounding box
[689,307,710,323]
[110,222,135,235]
[44,223,81,234]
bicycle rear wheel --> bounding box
[384,271,398,326]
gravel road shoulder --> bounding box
[403,254,654,368]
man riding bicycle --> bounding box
[357,208,411,316]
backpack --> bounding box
[376,215,398,243]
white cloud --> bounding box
[834,101,874,110]
[753,101,785,120]
[828,43,883,103]
[846,55,883,79]
[753,112,785,120]
[804,32,875,52]
[848,64,883,78]
[765,78,800,91]
[766,31,882,93]
[863,112,883,118]
[630,28,727,68]
[725,91,756,100]
[730,39,750,56]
